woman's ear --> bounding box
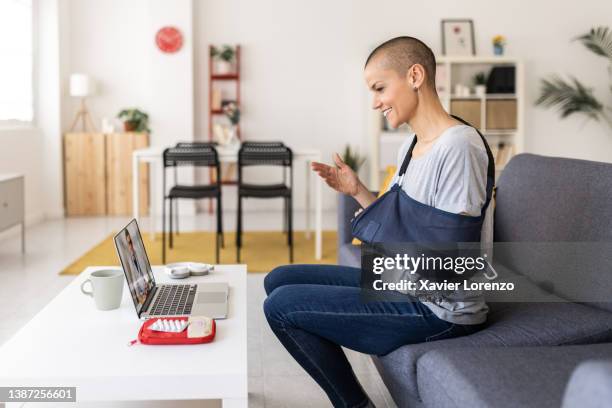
[408,64,426,91]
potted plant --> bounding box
[211,45,236,74]
[492,35,506,55]
[342,145,366,173]
[473,72,487,97]
[220,102,240,146]
[536,26,612,131]
[117,108,150,133]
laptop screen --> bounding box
[114,219,156,316]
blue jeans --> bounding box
[263,264,483,408]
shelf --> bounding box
[485,94,517,99]
[449,94,517,100]
[211,74,239,80]
[484,129,518,135]
[437,56,519,64]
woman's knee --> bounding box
[264,264,299,295]
[263,285,293,325]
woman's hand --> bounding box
[311,153,360,196]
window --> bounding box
[0,0,33,122]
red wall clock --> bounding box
[155,26,183,53]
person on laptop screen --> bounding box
[121,229,149,305]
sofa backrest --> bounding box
[494,154,612,311]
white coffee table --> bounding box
[0,265,247,407]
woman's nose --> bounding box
[372,97,382,110]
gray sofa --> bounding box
[337,154,612,408]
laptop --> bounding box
[114,219,229,320]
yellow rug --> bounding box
[60,231,337,275]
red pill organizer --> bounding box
[137,316,216,345]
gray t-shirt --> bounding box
[391,124,490,325]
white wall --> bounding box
[64,0,196,215]
[37,0,68,219]
[194,0,612,201]
[11,0,609,223]
[65,0,151,131]
[0,0,66,224]
[0,128,44,224]
[146,0,196,215]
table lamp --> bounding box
[69,73,97,132]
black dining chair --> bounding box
[237,141,293,263]
[162,144,223,264]
[171,142,220,236]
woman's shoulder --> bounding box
[396,133,417,163]
[438,125,487,155]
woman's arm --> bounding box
[311,153,377,209]
[352,181,377,208]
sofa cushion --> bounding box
[372,301,612,405]
[417,343,612,408]
[494,154,612,311]
[562,360,612,408]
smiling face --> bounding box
[364,55,421,129]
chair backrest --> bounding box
[163,145,219,168]
[175,142,218,149]
[238,141,292,167]
[494,153,612,310]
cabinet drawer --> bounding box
[0,177,24,230]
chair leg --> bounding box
[216,194,222,264]
[162,197,166,264]
[218,195,225,249]
[236,196,242,263]
[175,199,179,236]
[285,197,290,245]
[288,194,294,263]
[169,198,174,249]
[282,197,287,235]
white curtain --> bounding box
[0,0,33,122]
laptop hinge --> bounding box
[140,286,158,318]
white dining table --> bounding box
[132,145,324,260]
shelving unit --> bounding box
[369,56,524,187]
[208,45,241,184]
[208,46,241,143]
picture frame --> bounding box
[441,19,475,56]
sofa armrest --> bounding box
[336,192,378,246]
[562,360,612,408]
[337,193,361,246]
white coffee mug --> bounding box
[80,269,124,310]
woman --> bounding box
[263,36,493,408]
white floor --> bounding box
[0,212,396,408]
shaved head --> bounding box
[365,36,437,89]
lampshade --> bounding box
[70,74,95,97]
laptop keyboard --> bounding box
[149,284,197,316]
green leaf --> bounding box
[574,26,612,59]
[117,108,151,133]
[535,75,603,120]
[342,145,366,172]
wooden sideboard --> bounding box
[0,174,25,252]
[64,132,149,216]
